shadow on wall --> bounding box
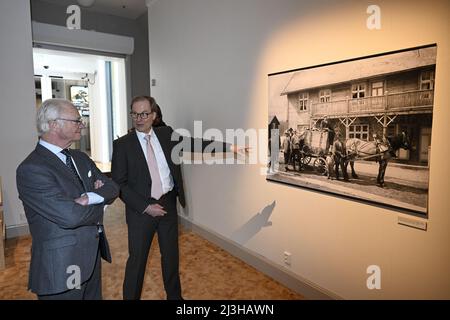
[231,201,275,245]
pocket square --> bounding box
[87,170,92,178]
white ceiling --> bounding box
[38,0,149,20]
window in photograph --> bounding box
[349,124,369,140]
[420,70,434,90]
[298,92,309,111]
[352,83,366,99]
[371,81,384,96]
[319,89,331,102]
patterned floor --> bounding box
[0,200,303,300]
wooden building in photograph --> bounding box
[281,46,436,166]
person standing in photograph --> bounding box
[320,116,335,153]
[281,131,291,171]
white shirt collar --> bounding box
[135,128,154,141]
[39,139,64,155]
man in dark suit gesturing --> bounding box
[16,99,119,300]
[112,96,245,300]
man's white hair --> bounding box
[36,99,73,136]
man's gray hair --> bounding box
[36,99,73,136]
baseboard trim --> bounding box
[179,216,341,300]
[6,224,30,239]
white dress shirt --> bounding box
[136,129,174,195]
[38,139,104,205]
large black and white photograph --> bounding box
[268,45,437,215]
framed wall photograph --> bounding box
[267,44,437,216]
[70,85,89,115]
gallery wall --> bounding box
[0,1,38,229]
[148,0,450,299]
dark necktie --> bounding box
[61,149,84,189]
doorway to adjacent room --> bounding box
[33,47,129,171]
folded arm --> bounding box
[17,163,108,229]
[82,153,119,205]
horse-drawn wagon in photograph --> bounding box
[296,129,330,175]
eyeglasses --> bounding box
[56,118,86,126]
[130,111,153,120]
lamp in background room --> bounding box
[77,0,95,7]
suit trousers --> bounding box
[38,246,102,300]
[123,190,182,300]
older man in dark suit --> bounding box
[112,96,246,300]
[16,99,119,300]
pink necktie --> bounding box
[145,135,164,200]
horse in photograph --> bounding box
[344,132,410,187]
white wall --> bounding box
[148,0,450,299]
[0,1,38,229]
[89,61,109,164]
[111,59,129,140]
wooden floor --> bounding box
[0,200,303,300]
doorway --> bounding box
[33,48,129,171]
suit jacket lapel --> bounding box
[153,128,174,171]
[35,144,85,192]
[70,151,89,191]
[130,131,152,182]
